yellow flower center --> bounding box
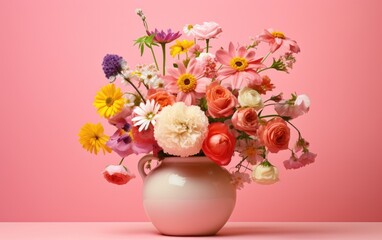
[271,31,285,39]
[230,57,248,71]
[177,73,197,93]
[105,97,114,107]
[187,24,193,30]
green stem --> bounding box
[206,39,210,53]
[123,76,146,104]
[149,46,159,71]
[257,67,272,73]
[161,43,166,76]
[285,120,302,139]
[118,158,125,165]
[259,114,280,119]
[235,156,248,171]
[261,51,271,63]
[263,103,276,108]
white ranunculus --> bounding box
[238,87,263,109]
[154,102,209,157]
[251,164,279,185]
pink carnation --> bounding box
[103,165,135,185]
[284,152,317,170]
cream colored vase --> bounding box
[138,155,237,236]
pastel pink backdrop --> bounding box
[1,0,381,222]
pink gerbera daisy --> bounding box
[162,58,211,105]
[256,28,300,53]
[216,42,264,89]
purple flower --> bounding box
[102,54,125,79]
[147,29,181,44]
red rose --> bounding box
[202,122,236,165]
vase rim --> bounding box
[161,156,213,163]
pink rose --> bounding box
[232,108,259,136]
[193,22,222,40]
[103,165,135,185]
[206,82,237,118]
[108,107,132,128]
[202,122,236,166]
[257,117,290,153]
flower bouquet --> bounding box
[79,9,316,188]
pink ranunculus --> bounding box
[162,58,211,106]
[216,42,265,89]
[107,122,152,157]
[232,108,259,136]
[257,117,290,153]
[205,81,237,118]
[202,122,236,166]
[103,165,135,185]
[108,107,132,128]
[284,151,316,170]
[275,94,310,119]
[256,28,300,53]
[192,22,222,40]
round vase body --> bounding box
[139,156,236,236]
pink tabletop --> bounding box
[0,222,381,239]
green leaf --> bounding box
[140,44,144,56]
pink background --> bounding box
[1,0,382,222]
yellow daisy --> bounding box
[78,123,112,155]
[94,84,125,118]
[170,39,194,57]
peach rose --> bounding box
[202,122,236,166]
[206,82,237,118]
[147,89,175,110]
[231,108,259,136]
[257,117,290,153]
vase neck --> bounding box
[162,156,212,164]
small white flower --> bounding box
[120,70,135,85]
[148,77,165,89]
[123,93,137,108]
[140,69,159,86]
[132,100,160,132]
[183,24,195,37]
